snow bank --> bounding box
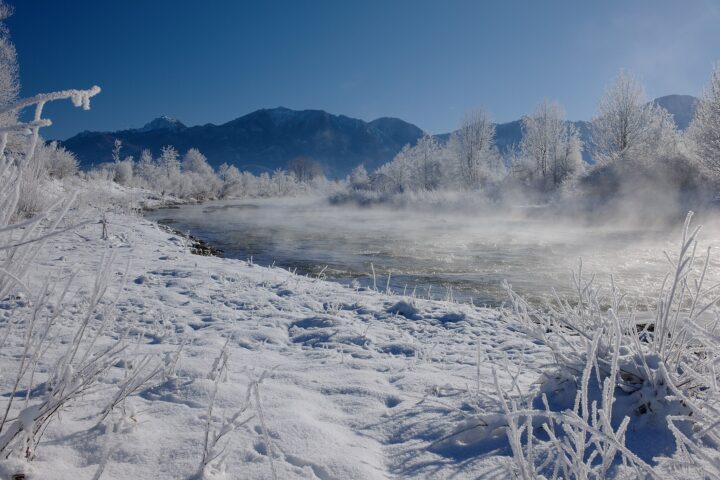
[2,202,543,479]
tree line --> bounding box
[345,68,720,205]
[18,66,720,208]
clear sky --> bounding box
[7,0,720,139]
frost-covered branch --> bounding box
[0,119,51,135]
[0,85,100,119]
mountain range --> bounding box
[61,94,697,177]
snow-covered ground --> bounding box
[2,201,549,479]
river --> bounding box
[146,196,720,307]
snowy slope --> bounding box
[4,205,545,479]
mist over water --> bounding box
[147,196,720,307]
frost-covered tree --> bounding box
[272,168,299,195]
[558,125,584,184]
[181,148,220,199]
[519,100,583,189]
[414,134,443,190]
[450,109,500,189]
[126,145,223,199]
[111,138,122,163]
[288,156,324,183]
[217,162,230,181]
[349,164,370,190]
[591,71,677,166]
[375,137,438,192]
[154,145,180,195]
[134,149,156,186]
[0,1,18,127]
[159,145,180,177]
[376,144,412,192]
[182,148,212,176]
[687,64,720,177]
[219,163,242,197]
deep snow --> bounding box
[2,196,548,479]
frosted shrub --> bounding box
[491,212,720,478]
[349,164,370,190]
[0,84,112,471]
[42,141,79,179]
[113,158,134,185]
[1,253,120,455]
[0,82,164,476]
[0,85,101,297]
[85,164,115,182]
[15,144,49,217]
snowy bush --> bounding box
[90,141,332,201]
[40,140,79,179]
[488,212,720,478]
[15,143,50,217]
[110,142,135,185]
[216,164,334,199]
[348,164,370,190]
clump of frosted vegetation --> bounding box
[0,4,168,477]
[485,212,720,478]
[89,139,338,202]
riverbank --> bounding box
[5,193,547,479]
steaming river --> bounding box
[146,196,720,307]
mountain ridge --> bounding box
[63,107,425,177]
[61,95,697,177]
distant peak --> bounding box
[369,117,415,127]
[137,115,186,133]
[231,106,335,127]
[369,117,424,138]
[264,106,297,120]
[651,95,698,130]
[653,94,696,102]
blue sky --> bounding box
[7,0,720,139]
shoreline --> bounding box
[138,193,224,257]
[154,221,225,257]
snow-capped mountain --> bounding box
[135,115,187,133]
